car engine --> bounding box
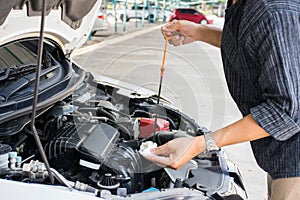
[0,71,247,199]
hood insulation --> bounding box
[0,0,97,29]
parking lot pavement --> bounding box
[73,20,267,200]
[85,18,164,46]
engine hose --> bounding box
[132,109,151,118]
[102,107,131,120]
[50,168,98,195]
[12,134,28,150]
[97,108,116,121]
[77,107,98,116]
[142,131,174,145]
[116,123,132,139]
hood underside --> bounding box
[0,0,101,53]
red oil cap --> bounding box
[139,118,170,138]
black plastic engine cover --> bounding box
[45,122,120,165]
[78,122,120,163]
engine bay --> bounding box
[0,39,246,199]
[0,72,246,199]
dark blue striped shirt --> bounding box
[221,0,300,179]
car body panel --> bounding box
[0,179,97,200]
[91,72,172,104]
[0,0,101,54]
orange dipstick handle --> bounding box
[161,32,170,77]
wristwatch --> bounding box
[203,131,219,152]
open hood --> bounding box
[0,0,101,54]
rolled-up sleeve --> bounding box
[249,10,300,141]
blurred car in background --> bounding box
[120,4,170,22]
[169,8,211,24]
[91,11,110,35]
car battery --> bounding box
[139,118,170,138]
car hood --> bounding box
[0,0,101,54]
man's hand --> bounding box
[144,136,206,169]
[144,115,270,170]
[161,20,198,46]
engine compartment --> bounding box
[0,39,246,199]
[0,72,247,199]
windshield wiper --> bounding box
[0,68,10,81]
[0,64,59,102]
[9,64,37,79]
[0,64,41,82]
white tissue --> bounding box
[139,141,157,156]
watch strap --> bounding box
[203,131,219,152]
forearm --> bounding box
[164,20,222,48]
[192,25,222,48]
[209,114,270,148]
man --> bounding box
[145,0,300,199]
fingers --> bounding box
[161,23,173,39]
[143,137,205,170]
[169,35,185,46]
[167,19,180,31]
[143,155,170,168]
[147,140,186,169]
[142,142,174,168]
[161,20,188,46]
[161,20,181,39]
[150,142,171,156]
[144,154,184,170]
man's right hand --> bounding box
[143,136,206,170]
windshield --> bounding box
[0,42,37,70]
[0,39,63,103]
